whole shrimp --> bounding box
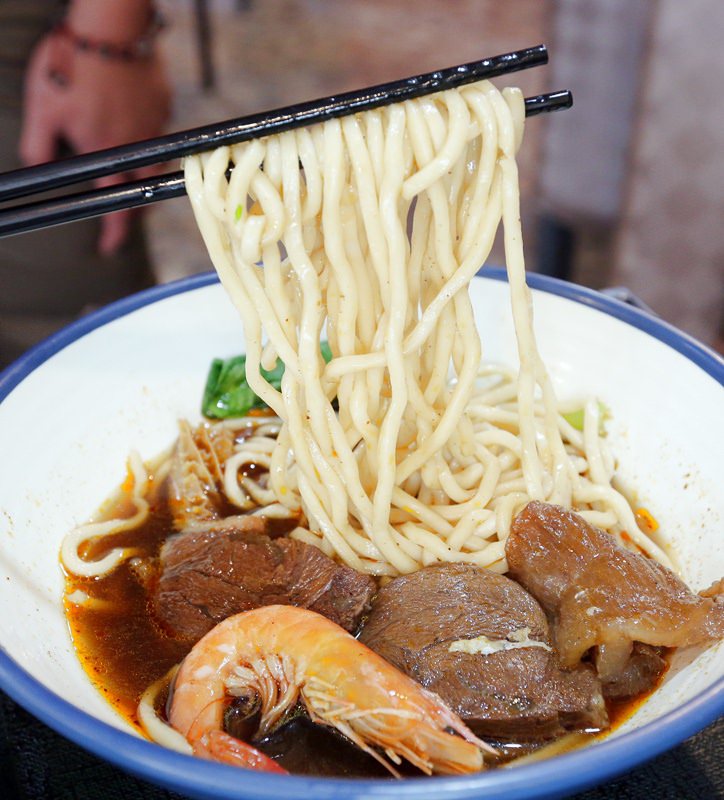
[169,605,494,776]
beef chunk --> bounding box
[154,517,375,642]
[506,501,724,685]
[602,643,667,700]
[358,563,607,742]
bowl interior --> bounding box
[0,271,722,799]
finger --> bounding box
[19,107,59,166]
[98,209,132,256]
[96,163,168,255]
[19,35,70,165]
[94,174,134,256]
[19,75,59,166]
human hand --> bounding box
[19,29,171,255]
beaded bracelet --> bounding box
[53,9,166,62]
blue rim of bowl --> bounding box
[0,268,722,800]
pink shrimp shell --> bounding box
[169,605,493,776]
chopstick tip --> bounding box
[524,89,573,117]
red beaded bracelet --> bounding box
[53,9,166,62]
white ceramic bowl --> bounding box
[0,269,722,800]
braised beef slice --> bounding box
[601,643,666,699]
[358,563,607,742]
[506,501,724,686]
[154,518,375,641]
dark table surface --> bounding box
[1,690,722,800]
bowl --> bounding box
[0,269,722,800]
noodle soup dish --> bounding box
[0,270,722,800]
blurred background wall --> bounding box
[151,0,723,349]
[611,0,724,346]
[149,0,550,282]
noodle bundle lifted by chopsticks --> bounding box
[184,80,668,576]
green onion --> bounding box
[561,401,609,433]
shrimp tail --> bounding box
[302,676,487,776]
[194,730,288,774]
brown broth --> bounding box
[605,676,667,731]
[64,478,663,775]
[65,480,191,733]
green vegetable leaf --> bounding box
[202,342,333,419]
[234,204,243,222]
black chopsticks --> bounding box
[0,44,572,238]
